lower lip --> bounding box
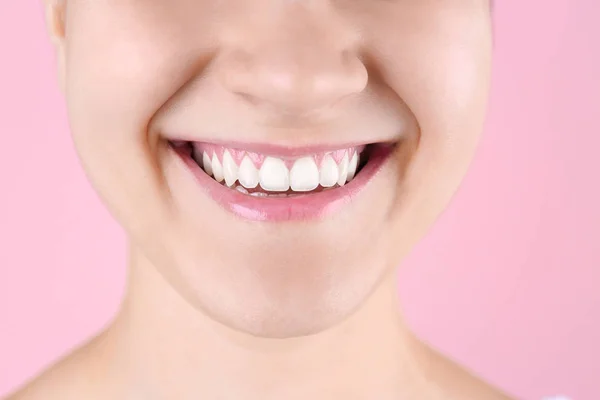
[175,145,393,222]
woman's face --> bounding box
[54,0,492,337]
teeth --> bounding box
[238,156,259,189]
[211,153,224,183]
[337,153,349,186]
[222,150,238,187]
[202,152,213,176]
[290,157,319,192]
[319,154,339,188]
[197,146,364,193]
[259,157,290,192]
[347,152,359,181]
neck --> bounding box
[97,245,428,399]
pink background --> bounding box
[1,1,598,399]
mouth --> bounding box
[171,140,396,222]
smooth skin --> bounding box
[7,0,512,399]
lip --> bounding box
[170,139,381,158]
[173,142,394,222]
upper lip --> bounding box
[169,138,393,158]
[168,138,397,158]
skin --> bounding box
[6,0,513,399]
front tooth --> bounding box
[347,152,359,181]
[259,157,289,192]
[202,152,213,176]
[319,154,339,188]
[290,157,319,192]
[337,153,349,186]
[211,154,224,182]
[222,150,238,187]
[238,156,259,189]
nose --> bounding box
[216,8,368,116]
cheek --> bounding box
[64,3,218,147]
[62,5,217,224]
[368,12,492,168]
[360,7,492,240]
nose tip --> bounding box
[218,44,368,115]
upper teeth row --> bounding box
[197,150,360,192]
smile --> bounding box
[172,140,395,222]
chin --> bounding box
[147,230,392,339]
[199,282,376,339]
